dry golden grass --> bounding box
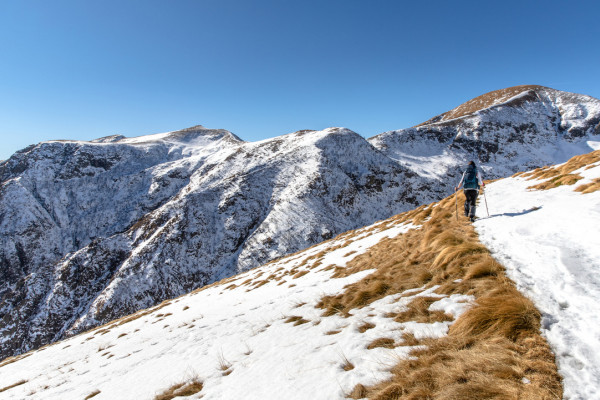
[397,332,420,347]
[449,292,541,341]
[520,150,600,191]
[0,379,27,393]
[0,353,31,368]
[367,338,396,350]
[311,191,562,399]
[358,322,376,333]
[292,270,310,279]
[285,315,310,326]
[574,177,600,194]
[527,174,583,190]
[84,389,101,399]
[392,296,453,324]
[366,334,561,400]
[154,378,203,400]
[418,85,544,126]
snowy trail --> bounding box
[475,162,600,400]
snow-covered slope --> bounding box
[4,149,599,399]
[2,85,599,361]
[369,85,600,182]
[0,126,429,359]
[475,150,600,400]
[0,212,473,400]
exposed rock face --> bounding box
[1,86,599,359]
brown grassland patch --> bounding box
[367,338,396,350]
[527,174,583,190]
[517,150,600,191]
[358,322,376,333]
[0,379,27,393]
[0,353,31,368]
[418,85,544,126]
[313,193,562,399]
[284,315,310,326]
[84,389,101,399]
[391,296,453,324]
[340,352,355,371]
[574,177,600,194]
[154,378,203,400]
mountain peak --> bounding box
[165,125,243,144]
[419,85,549,126]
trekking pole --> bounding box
[482,187,489,217]
[454,189,458,221]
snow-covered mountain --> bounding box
[2,149,599,400]
[1,85,599,360]
[369,85,600,182]
[0,126,427,359]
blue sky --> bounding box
[1,0,599,160]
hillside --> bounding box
[476,150,600,399]
[1,85,599,361]
[2,150,599,399]
[0,127,429,360]
[369,85,600,181]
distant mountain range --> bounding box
[1,84,599,359]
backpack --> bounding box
[463,165,479,189]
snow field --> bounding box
[0,218,475,400]
[475,156,600,400]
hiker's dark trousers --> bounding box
[464,189,478,217]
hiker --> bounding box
[455,161,485,222]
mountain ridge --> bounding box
[1,85,599,360]
[6,147,600,398]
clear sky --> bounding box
[1,0,599,160]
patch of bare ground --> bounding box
[518,150,600,191]
[313,194,562,399]
[154,378,203,400]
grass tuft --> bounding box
[84,389,101,399]
[449,292,541,341]
[154,378,203,400]
[523,150,600,191]
[348,383,368,399]
[0,379,27,393]
[284,315,310,326]
[394,296,453,324]
[574,177,600,194]
[367,338,396,350]
[357,321,375,333]
[527,174,583,190]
